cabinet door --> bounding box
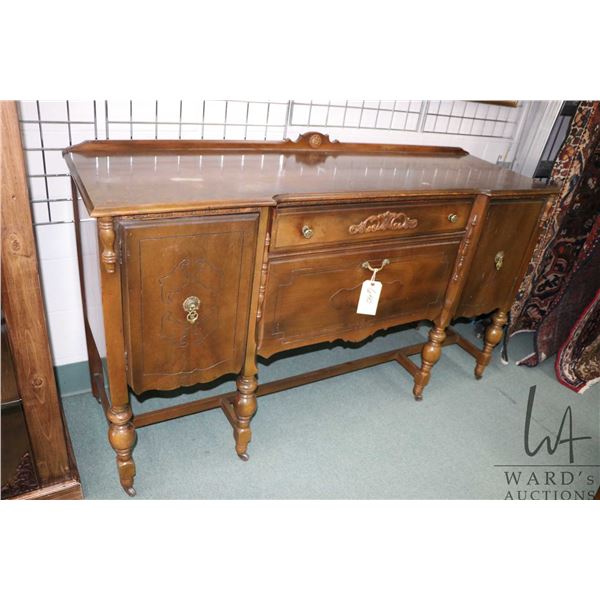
[120,214,258,394]
[258,237,460,358]
[456,199,545,318]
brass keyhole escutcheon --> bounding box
[183,295,200,324]
[302,225,314,239]
[495,251,505,271]
[448,213,458,223]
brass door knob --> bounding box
[448,213,458,223]
[302,225,314,239]
[183,295,200,324]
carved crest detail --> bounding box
[348,211,418,235]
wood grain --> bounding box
[63,133,554,218]
[1,101,72,485]
[63,133,556,494]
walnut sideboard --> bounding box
[64,132,556,496]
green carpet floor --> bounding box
[62,322,600,499]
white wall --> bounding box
[18,100,557,366]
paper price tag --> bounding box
[356,280,382,315]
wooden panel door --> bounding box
[456,199,546,318]
[120,213,259,394]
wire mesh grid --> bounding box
[18,99,523,226]
[422,101,521,138]
[289,100,424,131]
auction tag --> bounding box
[356,280,382,315]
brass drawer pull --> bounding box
[448,213,458,223]
[301,225,314,239]
[362,258,390,279]
[494,251,504,271]
[183,295,200,324]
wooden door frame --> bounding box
[1,100,82,499]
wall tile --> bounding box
[39,257,82,313]
[106,100,131,122]
[32,203,50,224]
[67,101,96,123]
[248,102,269,124]
[41,122,70,148]
[204,100,226,123]
[47,176,71,200]
[226,101,249,124]
[46,307,87,366]
[267,103,288,125]
[49,200,74,222]
[35,222,77,260]
[39,101,69,121]
[156,100,181,123]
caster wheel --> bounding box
[414,395,423,402]
[475,373,483,381]
[238,453,249,462]
[124,486,136,497]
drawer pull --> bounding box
[362,258,390,279]
[448,213,458,223]
[301,225,314,239]
[183,295,201,324]
[494,251,504,271]
[349,211,417,235]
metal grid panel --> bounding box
[18,99,524,226]
[422,101,521,138]
[289,100,424,131]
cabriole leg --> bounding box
[233,373,258,461]
[475,309,508,379]
[413,325,447,401]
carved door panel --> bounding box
[456,199,545,317]
[119,213,258,394]
[258,237,461,358]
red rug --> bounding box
[510,101,600,393]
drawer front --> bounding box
[457,199,545,317]
[258,238,460,357]
[120,213,258,393]
[271,199,473,251]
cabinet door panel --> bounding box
[456,200,544,317]
[259,238,460,358]
[120,214,258,393]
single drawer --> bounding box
[258,236,461,358]
[271,198,473,251]
[119,213,258,394]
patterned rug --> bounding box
[509,101,600,393]
[557,286,600,392]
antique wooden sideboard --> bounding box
[64,132,556,496]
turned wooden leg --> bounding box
[475,310,508,379]
[413,325,447,401]
[107,404,137,496]
[233,373,258,461]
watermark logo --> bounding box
[496,385,598,500]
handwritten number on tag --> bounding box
[357,280,382,315]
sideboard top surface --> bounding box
[64,133,554,217]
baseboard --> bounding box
[54,360,92,397]
[11,478,83,500]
